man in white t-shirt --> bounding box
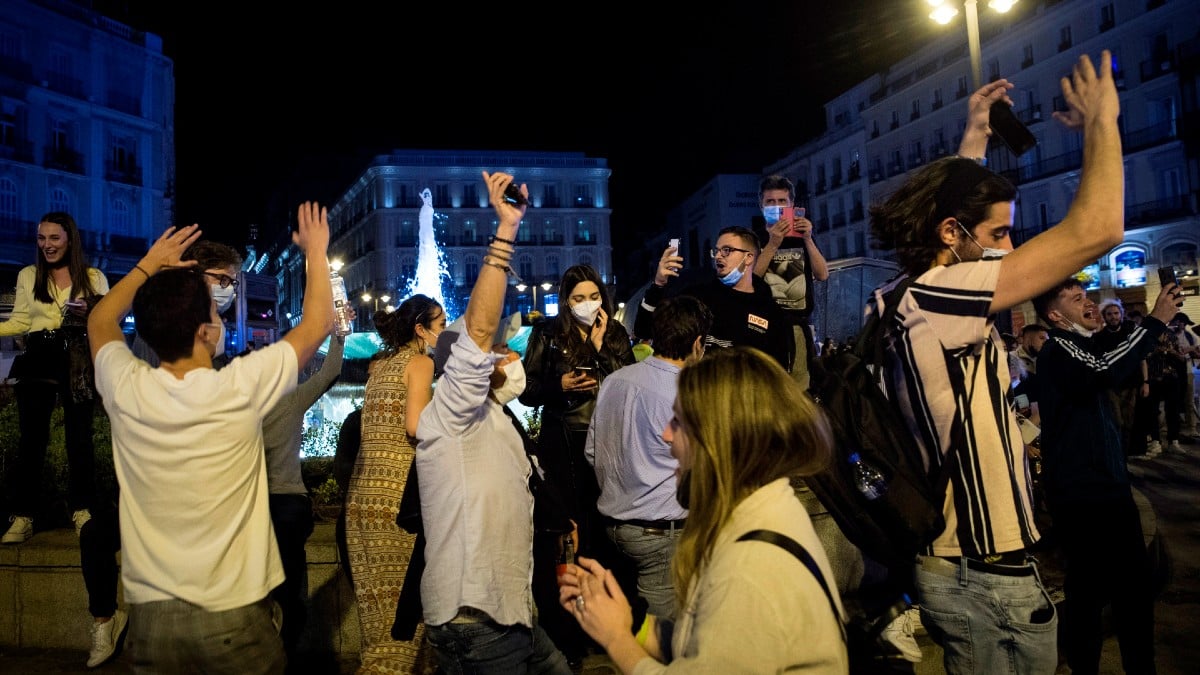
[87,203,334,674]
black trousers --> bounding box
[12,377,95,515]
[1052,495,1157,675]
[79,506,122,618]
[269,493,314,657]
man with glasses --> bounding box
[635,225,791,370]
[132,240,243,367]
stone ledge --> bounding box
[0,518,360,658]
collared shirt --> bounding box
[0,265,109,337]
[415,329,535,628]
[878,262,1040,558]
[586,355,686,522]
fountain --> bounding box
[403,188,454,315]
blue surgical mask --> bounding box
[718,261,746,287]
[762,205,783,225]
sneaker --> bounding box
[1168,440,1185,454]
[905,606,926,636]
[72,509,92,536]
[1146,440,1163,457]
[2,516,33,544]
[87,608,128,668]
[879,609,923,663]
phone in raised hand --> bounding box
[668,238,679,251]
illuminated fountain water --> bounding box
[404,188,455,315]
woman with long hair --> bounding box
[519,263,634,662]
[344,293,444,673]
[559,347,849,673]
[2,212,108,544]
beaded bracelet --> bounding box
[486,245,514,260]
[489,233,517,246]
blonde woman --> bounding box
[559,347,848,673]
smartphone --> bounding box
[503,181,528,206]
[1159,265,1178,288]
[574,365,594,376]
[781,206,795,222]
[989,101,1037,157]
[668,238,679,251]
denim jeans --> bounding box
[426,619,571,675]
[914,555,1058,675]
[607,522,681,620]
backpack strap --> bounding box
[736,529,846,643]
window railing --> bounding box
[1125,193,1193,231]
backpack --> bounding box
[805,275,957,572]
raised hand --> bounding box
[142,224,202,273]
[1054,50,1118,131]
[292,201,330,256]
[655,244,683,286]
[968,79,1014,138]
[483,171,528,228]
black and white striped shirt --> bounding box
[875,261,1040,557]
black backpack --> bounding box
[805,275,957,572]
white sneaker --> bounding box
[879,608,923,663]
[905,606,926,636]
[87,609,128,668]
[2,516,33,544]
[1168,440,1184,454]
[1146,440,1163,457]
[72,509,92,537]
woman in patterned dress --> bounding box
[345,294,445,674]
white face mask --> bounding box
[571,299,602,327]
[207,322,226,358]
[1065,320,1094,338]
[211,284,236,314]
[959,223,1011,260]
[492,357,526,406]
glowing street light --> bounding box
[361,291,392,313]
[926,0,1019,90]
[515,280,554,311]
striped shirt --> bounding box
[876,261,1039,557]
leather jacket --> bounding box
[519,319,635,431]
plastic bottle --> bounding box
[556,532,575,585]
[330,268,352,337]
[849,451,888,500]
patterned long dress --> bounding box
[344,347,429,674]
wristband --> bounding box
[132,264,151,279]
[489,234,517,246]
[635,616,652,647]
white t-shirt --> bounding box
[94,341,298,611]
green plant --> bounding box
[522,406,542,442]
[311,475,343,507]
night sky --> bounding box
[94,1,943,264]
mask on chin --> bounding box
[491,357,526,406]
[1065,320,1095,338]
[211,284,236,314]
[675,469,692,510]
[718,260,745,287]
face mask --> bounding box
[211,284,236,314]
[718,259,746,287]
[675,469,692,510]
[491,357,526,406]
[208,322,226,358]
[1065,320,1094,338]
[959,223,1010,260]
[571,299,602,327]
[762,205,783,225]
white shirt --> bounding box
[94,341,297,611]
[416,330,535,628]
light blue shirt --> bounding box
[586,356,687,522]
[415,330,535,627]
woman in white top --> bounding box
[559,346,849,674]
[1,212,109,544]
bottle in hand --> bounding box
[556,532,575,585]
[330,268,352,337]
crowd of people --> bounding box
[0,46,1193,675]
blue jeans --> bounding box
[607,523,681,620]
[914,555,1058,675]
[426,619,571,675]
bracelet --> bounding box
[635,616,652,647]
[486,246,514,259]
[132,264,151,279]
[482,257,511,273]
[959,155,988,167]
[489,234,517,246]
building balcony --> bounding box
[0,218,36,245]
[846,167,861,183]
[1125,193,1194,231]
[1124,118,1178,153]
[105,161,142,186]
[1099,19,1115,33]
[887,162,905,178]
[1140,55,1175,83]
[831,213,846,229]
[850,206,865,222]
[45,73,85,98]
[574,237,596,246]
[540,234,564,246]
[0,141,35,164]
[43,148,84,174]
[931,99,943,111]
[106,91,141,116]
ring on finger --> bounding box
[576,595,585,611]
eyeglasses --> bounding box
[204,272,239,289]
[709,246,751,259]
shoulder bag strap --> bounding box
[736,529,846,643]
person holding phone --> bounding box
[519,263,635,664]
[2,212,109,545]
[753,175,829,390]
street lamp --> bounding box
[361,291,392,313]
[926,0,1018,90]
[515,280,554,312]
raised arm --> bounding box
[991,51,1124,313]
[957,79,1013,160]
[282,202,334,368]
[88,225,202,360]
[464,172,527,351]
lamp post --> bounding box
[927,0,1018,91]
[361,292,392,314]
[515,280,554,312]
